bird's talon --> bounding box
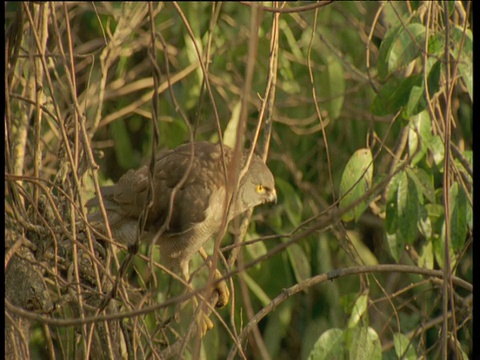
[198,311,214,336]
[213,270,230,308]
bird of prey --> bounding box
[86,141,276,321]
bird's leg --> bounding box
[177,261,214,336]
[170,250,230,336]
[198,247,230,308]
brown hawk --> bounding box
[86,141,276,315]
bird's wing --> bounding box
[104,142,232,235]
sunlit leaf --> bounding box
[408,111,433,167]
[223,101,241,148]
[418,241,434,269]
[429,135,445,166]
[404,84,426,118]
[307,329,345,360]
[321,55,345,121]
[339,148,373,222]
[348,294,368,328]
[451,26,473,100]
[378,23,426,79]
[418,204,432,240]
[394,332,417,360]
[349,326,382,360]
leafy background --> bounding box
[5,2,472,359]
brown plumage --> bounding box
[86,141,276,280]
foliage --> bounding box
[5,2,472,359]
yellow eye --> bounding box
[256,184,265,193]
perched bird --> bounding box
[86,141,276,312]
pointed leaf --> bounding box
[287,243,311,286]
[349,326,382,360]
[408,111,433,167]
[406,167,435,204]
[339,148,373,222]
[397,172,419,244]
[348,294,368,328]
[307,329,345,360]
[110,120,135,170]
[223,101,241,148]
[371,75,422,116]
[404,84,426,118]
[320,55,345,121]
[276,178,303,227]
[451,26,473,100]
[418,241,434,270]
[394,332,417,360]
[450,183,469,251]
[378,23,426,79]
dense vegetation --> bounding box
[5,2,472,359]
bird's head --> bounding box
[235,156,276,215]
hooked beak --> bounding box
[267,188,277,204]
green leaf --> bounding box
[244,231,268,271]
[418,241,434,269]
[385,173,401,234]
[451,26,473,101]
[349,326,382,360]
[378,26,403,79]
[378,23,426,79]
[339,148,374,222]
[389,23,425,73]
[320,55,345,121]
[371,74,422,116]
[286,243,311,286]
[264,302,292,357]
[450,183,469,251]
[427,33,444,56]
[406,167,435,204]
[183,33,203,108]
[110,119,135,170]
[307,329,345,360]
[242,272,271,306]
[450,335,471,360]
[280,18,304,61]
[386,232,403,263]
[417,204,432,240]
[425,203,445,222]
[159,119,189,149]
[429,135,445,166]
[350,231,378,265]
[203,316,220,360]
[454,150,472,181]
[385,173,403,261]
[276,178,303,227]
[394,332,417,360]
[408,111,433,167]
[434,219,457,269]
[397,172,419,244]
[223,101,241,148]
[348,294,368,328]
[426,60,442,98]
[404,84,426,118]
